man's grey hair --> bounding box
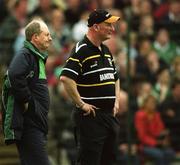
[25,19,43,41]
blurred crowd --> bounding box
[0,0,180,164]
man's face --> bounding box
[36,23,52,51]
[97,22,115,41]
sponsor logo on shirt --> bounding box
[100,73,114,81]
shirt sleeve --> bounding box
[60,47,82,82]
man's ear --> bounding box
[31,33,38,41]
[93,24,99,31]
[34,33,39,39]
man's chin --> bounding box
[44,44,50,50]
[103,36,111,41]
[107,33,112,38]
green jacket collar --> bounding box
[24,40,48,60]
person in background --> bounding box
[29,0,53,23]
[159,79,180,152]
[171,56,180,81]
[157,0,180,44]
[116,90,140,165]
[64,0,88,27]
[152,28,180,66]
[135,94,175,165]
[60,9,120,165]
[0,0,28,68]
[152,67,171,104]
[138,14,154,40]
[1,19,52,165]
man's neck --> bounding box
[86,31,101,47]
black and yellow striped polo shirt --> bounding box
[61,36,119,111]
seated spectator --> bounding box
[128,79,153,116]
[129,76,147,113]
[171,56,180,81]
[145,50,168,84]
[152,68,171,104]
[64,0,88,27]
[46,7,72,87]
[28,0,54,23]
[115,50,136,89]
[138,14,155,40]
[153,1,169,21]
[135,94,175,165]
[135,38,152,79]
[0,0,28,68]
[136,81,152,108]
[72,11,89,42]
[156,0,180,44]
[98,0,115,9]
[152,28,180,66]
[116,90,140,165]
[159,79,180,152]
[124,0,153,32]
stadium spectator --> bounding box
[171,56,180,81]
[135,38,152,79]
[0,0,28,68]
[64,0,88,27]
[156,0,180,44]
[159,79,180,152]
[116,90,140,165]
[152,28,180,66]
[152,67,171,103]
[29,0,53,23]
[145,50,168,84]
[135,94,175,165]
[136,81,152,109]
[138,14,155,40]
[72,11,89,42]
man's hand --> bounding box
[81,103,99,117]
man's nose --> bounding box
[49,35,52,41]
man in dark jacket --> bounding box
[1,19,52,165]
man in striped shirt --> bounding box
[60,9,120,165]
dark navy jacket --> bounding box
[1,41,50,144]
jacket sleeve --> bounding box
[135,111,157,147]
[8,51,32,103]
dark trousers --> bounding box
[16,127,50,165]
[73,109,119,165]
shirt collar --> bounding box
[83,35,104,51]
[24,40,48,60]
